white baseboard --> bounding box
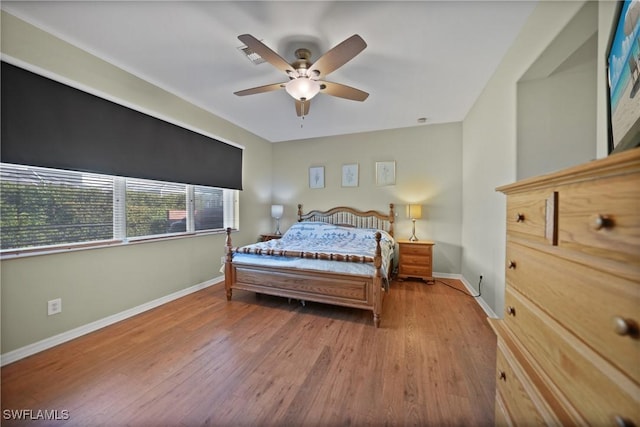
[433,272,498,319]
[1,276,224,367]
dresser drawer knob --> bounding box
[506,306,516,316]
[498,370,506,381]
[613,316,639,338]
[592,214,614,231]
[614,415,635,427]
[508,260,517,270]
[515,213,525,223]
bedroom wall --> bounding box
[517,33,597,180]
[516,2,598,180]
[461,0,616,316]
[271,123,463,275]
[0,11,273,355]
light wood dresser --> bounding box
[491,148,640,426]
[397,239,435,283]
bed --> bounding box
[224,204,395,327]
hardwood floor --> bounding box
[1,278,496,426]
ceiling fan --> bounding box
[234,34,369,117]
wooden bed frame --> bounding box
[224,204,395,327]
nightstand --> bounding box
[259,233,282,242]
[397,240,434,283]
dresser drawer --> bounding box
[506,190,554,243]
[496,340,557,426]
[557,173,640,265]
[495,393,511,427]
[504,287,640,425]
[399,244,432,256]
[506,242,640,384]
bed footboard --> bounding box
[224,228,385,327]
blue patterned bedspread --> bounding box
[231,222,395,280]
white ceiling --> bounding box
[2,1,537,143]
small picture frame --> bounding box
[309,166,325,189]
[341,163,359,187]
[375,161,396,186]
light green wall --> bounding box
[461,0,616,316]
[517,2,598,180]
[517,33,597,180]
[272,123,463,274]
[0,11,273,354]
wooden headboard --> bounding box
[297,204,395,237]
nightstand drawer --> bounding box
[399,265,431,277]
[401,254,431,266]
[399,244,432,256]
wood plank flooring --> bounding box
[1,278,497,426]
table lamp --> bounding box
[407,204,422,241]
[271,204,284,235]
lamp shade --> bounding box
[407,204,423,220]
[271,204,284,219]
[285,78,320,101]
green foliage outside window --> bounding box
[1,164,231,252]
[0,182,113,249]
[126,189,186,237]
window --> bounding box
[125,178,187,238]
[0,163,238,252]
[194,186,225,232]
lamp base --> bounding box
[408,219,418,241]
[274,218,281,235]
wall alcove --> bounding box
[516,1,598,180]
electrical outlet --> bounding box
[47,298,62,316]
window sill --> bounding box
[0,229,236,260]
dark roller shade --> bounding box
[1,62,243,190]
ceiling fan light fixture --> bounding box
[285,78,321,101]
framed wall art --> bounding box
[375,161,396,186]
[309,166,325,189]
[341,163,359,187]
[606,0,640,153]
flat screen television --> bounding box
[607,0,640,153]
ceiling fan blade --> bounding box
[295,100,310,117]
[238,34,296,75]
[234,82,286,96]
[308,34,366,78]
[319,81,369,101]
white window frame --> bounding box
[0,163,239,257]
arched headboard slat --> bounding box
[297,204,395,237]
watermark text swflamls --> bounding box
[2,409,70,421]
